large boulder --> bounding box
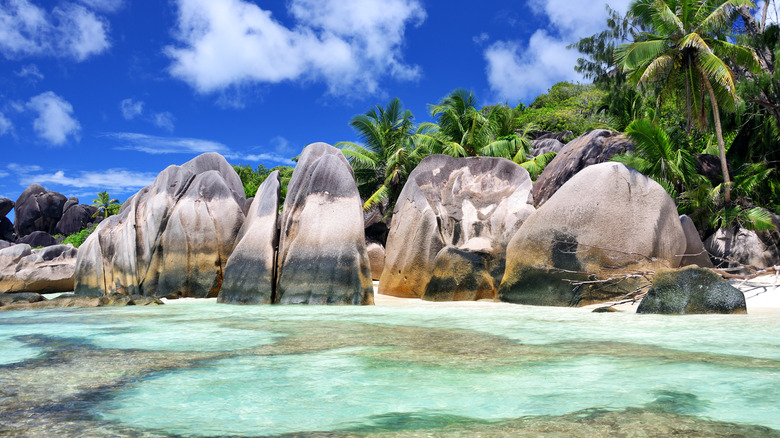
[13,184,68,237]
[74,153,245,298]
[16,231,57,248]
[704,223,780,271]
[218,172,281,305]
[55,198,99,236]
[499,162,686,307]
[0,216,14,242]
[532,130,633,207]
[637,266,746,314]
[380,155,535,300]
[0,244,77,293]
[679,215,714,268]
[0,197,13,218]
[274,143,373,305]
[529,138,564,158]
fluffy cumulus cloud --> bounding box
[26,91,81,145]
[0,0,110,61]
[166,0,425,96]
[484,0,631,103]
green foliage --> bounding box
[231,163,293,204]
[516,82,614,135]
[62,224,96,248]
[91,191,121,218]
[336,97,424,213]
[612,118,700,195]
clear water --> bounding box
[1,299,779,437]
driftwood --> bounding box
[547,240,779,306]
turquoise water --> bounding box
[1,299,779,437]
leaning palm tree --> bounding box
[92,191,120,218]
[615,0,760,203]
[336,97,422,213]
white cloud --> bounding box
[104,132,231,155]
[120,98,144,120]
[0,112,12,136]
[152,112,175,132]
[19,168,156,193]
[103,132,295,164]
[0,0,110,61]
[227,152,294,165]
[484,0,632,103]
[166,0,425,97]
[7,163,42,173]
[0,171,8,178]
[78,0,123,13]
[16,63,43,81]
[26,91,81,145]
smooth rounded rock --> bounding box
[379,155,535,299]
[0,197,13,218]
[56,199,99,236]
[0,244,77,293]
[532,130,633,207]
[366,241,385,281]
[275,143,373,305]
[679,215,714,268]
[637,266,747,314]
[499,162,686,307]
[218,172,280,305]
[14,184,67,237]
[422,246,496,301]
[17,231,57,248]
[74,153,245,298]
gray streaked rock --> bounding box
[679,215,714,268]
[499,162,686,307]
[17,231,57,248]
[218,172,280,305]
[74,153,245,298]
[275,143,373,305]
[532,130,633,207]
[0,244,77,294]
[0,197,13,218]
[380,155,535,299]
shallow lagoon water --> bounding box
[1,299,780,437]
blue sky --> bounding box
[0,0,636,220]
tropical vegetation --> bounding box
[92,191,121,218]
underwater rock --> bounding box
[637,266,747,314]
[0,292,46,306]
[0,244,77,293]
[679,215,714,268]
[218,171,280,305]
[532,129,633,207]
[13,184,68,237]
[380,155,535,299]
[74,153,245,298]
[499,162,686,307]
[275,142,373,305]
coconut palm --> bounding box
[615,0,761,203]
[417,89,535,161]
[336,97,422,213]
[611,118,700,195]
[92,191,121,218]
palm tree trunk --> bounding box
[699,69,732,204]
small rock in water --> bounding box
[0,292,47,306]
[592,306,619,313]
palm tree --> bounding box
[612,118,700,195]
[336,97,422,213]
[418,89,535,161]
[615,0,760,203]
[92,191,121,218]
